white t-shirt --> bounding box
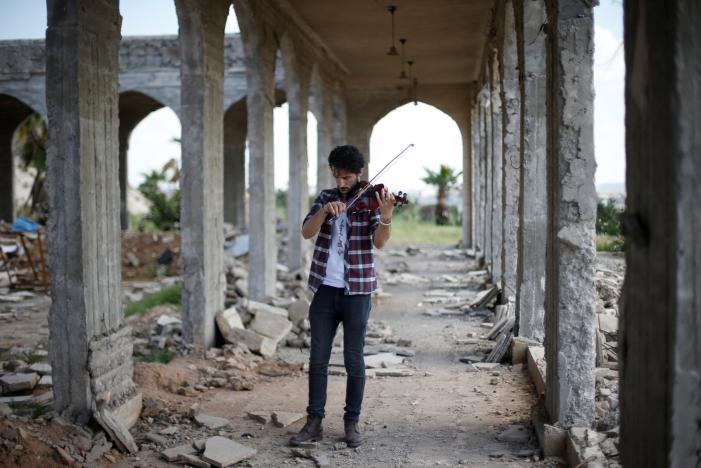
[323,213,347,288]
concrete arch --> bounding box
[0,93,44,223]
[118,90,178,229]
[371,99,467,146]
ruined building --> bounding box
[0,0,698,466]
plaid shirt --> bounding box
[304,188,380,295]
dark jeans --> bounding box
[307,285,371,422]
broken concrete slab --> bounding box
[161,442,198,462]
[195,413,230,429]
[0,372,39,393]
[246,411,272,424]
[473,363,500,370]
[177,453,211,468]
[240,299,288,318]
[597,313,618,334]
[364,353,405,369]
[272,411,304,428]
[93,407,138,454]
[202,436,256,467]
[216,307,244,338]
[112,392,142,429]
[38,375,52,386]
[374,368,414,377]
[227,328,277,357]
[511,336,540,364]
[249,311,293,343]
[28,363,52,375]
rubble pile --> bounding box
[121,231,180,280]
[0,346,54,415]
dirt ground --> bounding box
[0,244,565,467]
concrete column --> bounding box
[544,0,596,427]
[46,0,137,423]
[621,0,701,465]
[331,83,347,148]
[461,119,473,249]
[500,2,521,303]
[471,102,482,253]
[176,0,229,348]
[235,0,278,300]
[482,84,493,266]
[0,131,15,223]
[489,53,504,284]
[346,122,371,173]
[280,37,312,273]
[515,0,547,341]
[118,129,129,230]
[316,93,333,191]
[223,104,247,229]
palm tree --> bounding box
[421,164,461,225]
[13,114,49,220]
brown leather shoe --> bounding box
[289,415,323,446]
[343,420,363,448]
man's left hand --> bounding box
[375,187,395,223]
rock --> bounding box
[126,252,140,267]
[227,328,277,357]
[363,353,405,369]
[216,307,245,338]
[497,424,531,444]
[314,452,331,467]
[473,363,500,370]
[246,411,271,424]
[249,310,293,343]
[161,442,197,462]
[146,432,168,445]
[194,413,230,429]
[459,355,483,364]
[28,363,52,375]
[272,411,304,428]
[0,403,11,418]
[54,445,74,465]
[287,298,310,326]
[202,436,256,467]
[85,433,112,463]
[177,453,211,467]
[0,372,39,393]
[93,407,138,454]
[374,368,414,377]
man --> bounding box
[290,145,395,448]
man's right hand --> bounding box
[324,201,346,217]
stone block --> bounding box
[93,407,138,453]
[177,453,211,468]
[202,436,256,467]
[227,328,277,357]
[511,337,539,364]
[526,346,546,396]
[597,313,618,334]
[0,372,39,393]
[246,411,271,424]
[249,311,293,343]
[216,307,245,338]
[287,298,310,326]
[28,363,52,375]
[531,402,566,457]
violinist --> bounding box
[291,145,395,449]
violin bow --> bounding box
[344,143,415,212]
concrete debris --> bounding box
[272,411,304,428]
[93,407,138,453]
[177,453,211,467]
[246,411,272,424]
[28,363,52,375]
[194,413,230,429]
[161,442,198,462]
[202,436,256,467]
[226,328,277,358]
[0,372,39,393]
[216,307,245,337]
[364,353,405,369]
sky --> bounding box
[1,0,625,195]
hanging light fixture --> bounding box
[398,38,408,78]
[386,6,399,56]
[413,77,418,105]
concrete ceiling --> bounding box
[287,0,494,89]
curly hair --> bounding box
[328,145,365,174]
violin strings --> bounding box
[344,143,415,212]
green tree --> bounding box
[421,164,462,225]
[596,199,622,236]
[14,114,49,220]
[138,158,180,231]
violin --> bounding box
[345,181,409,214]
